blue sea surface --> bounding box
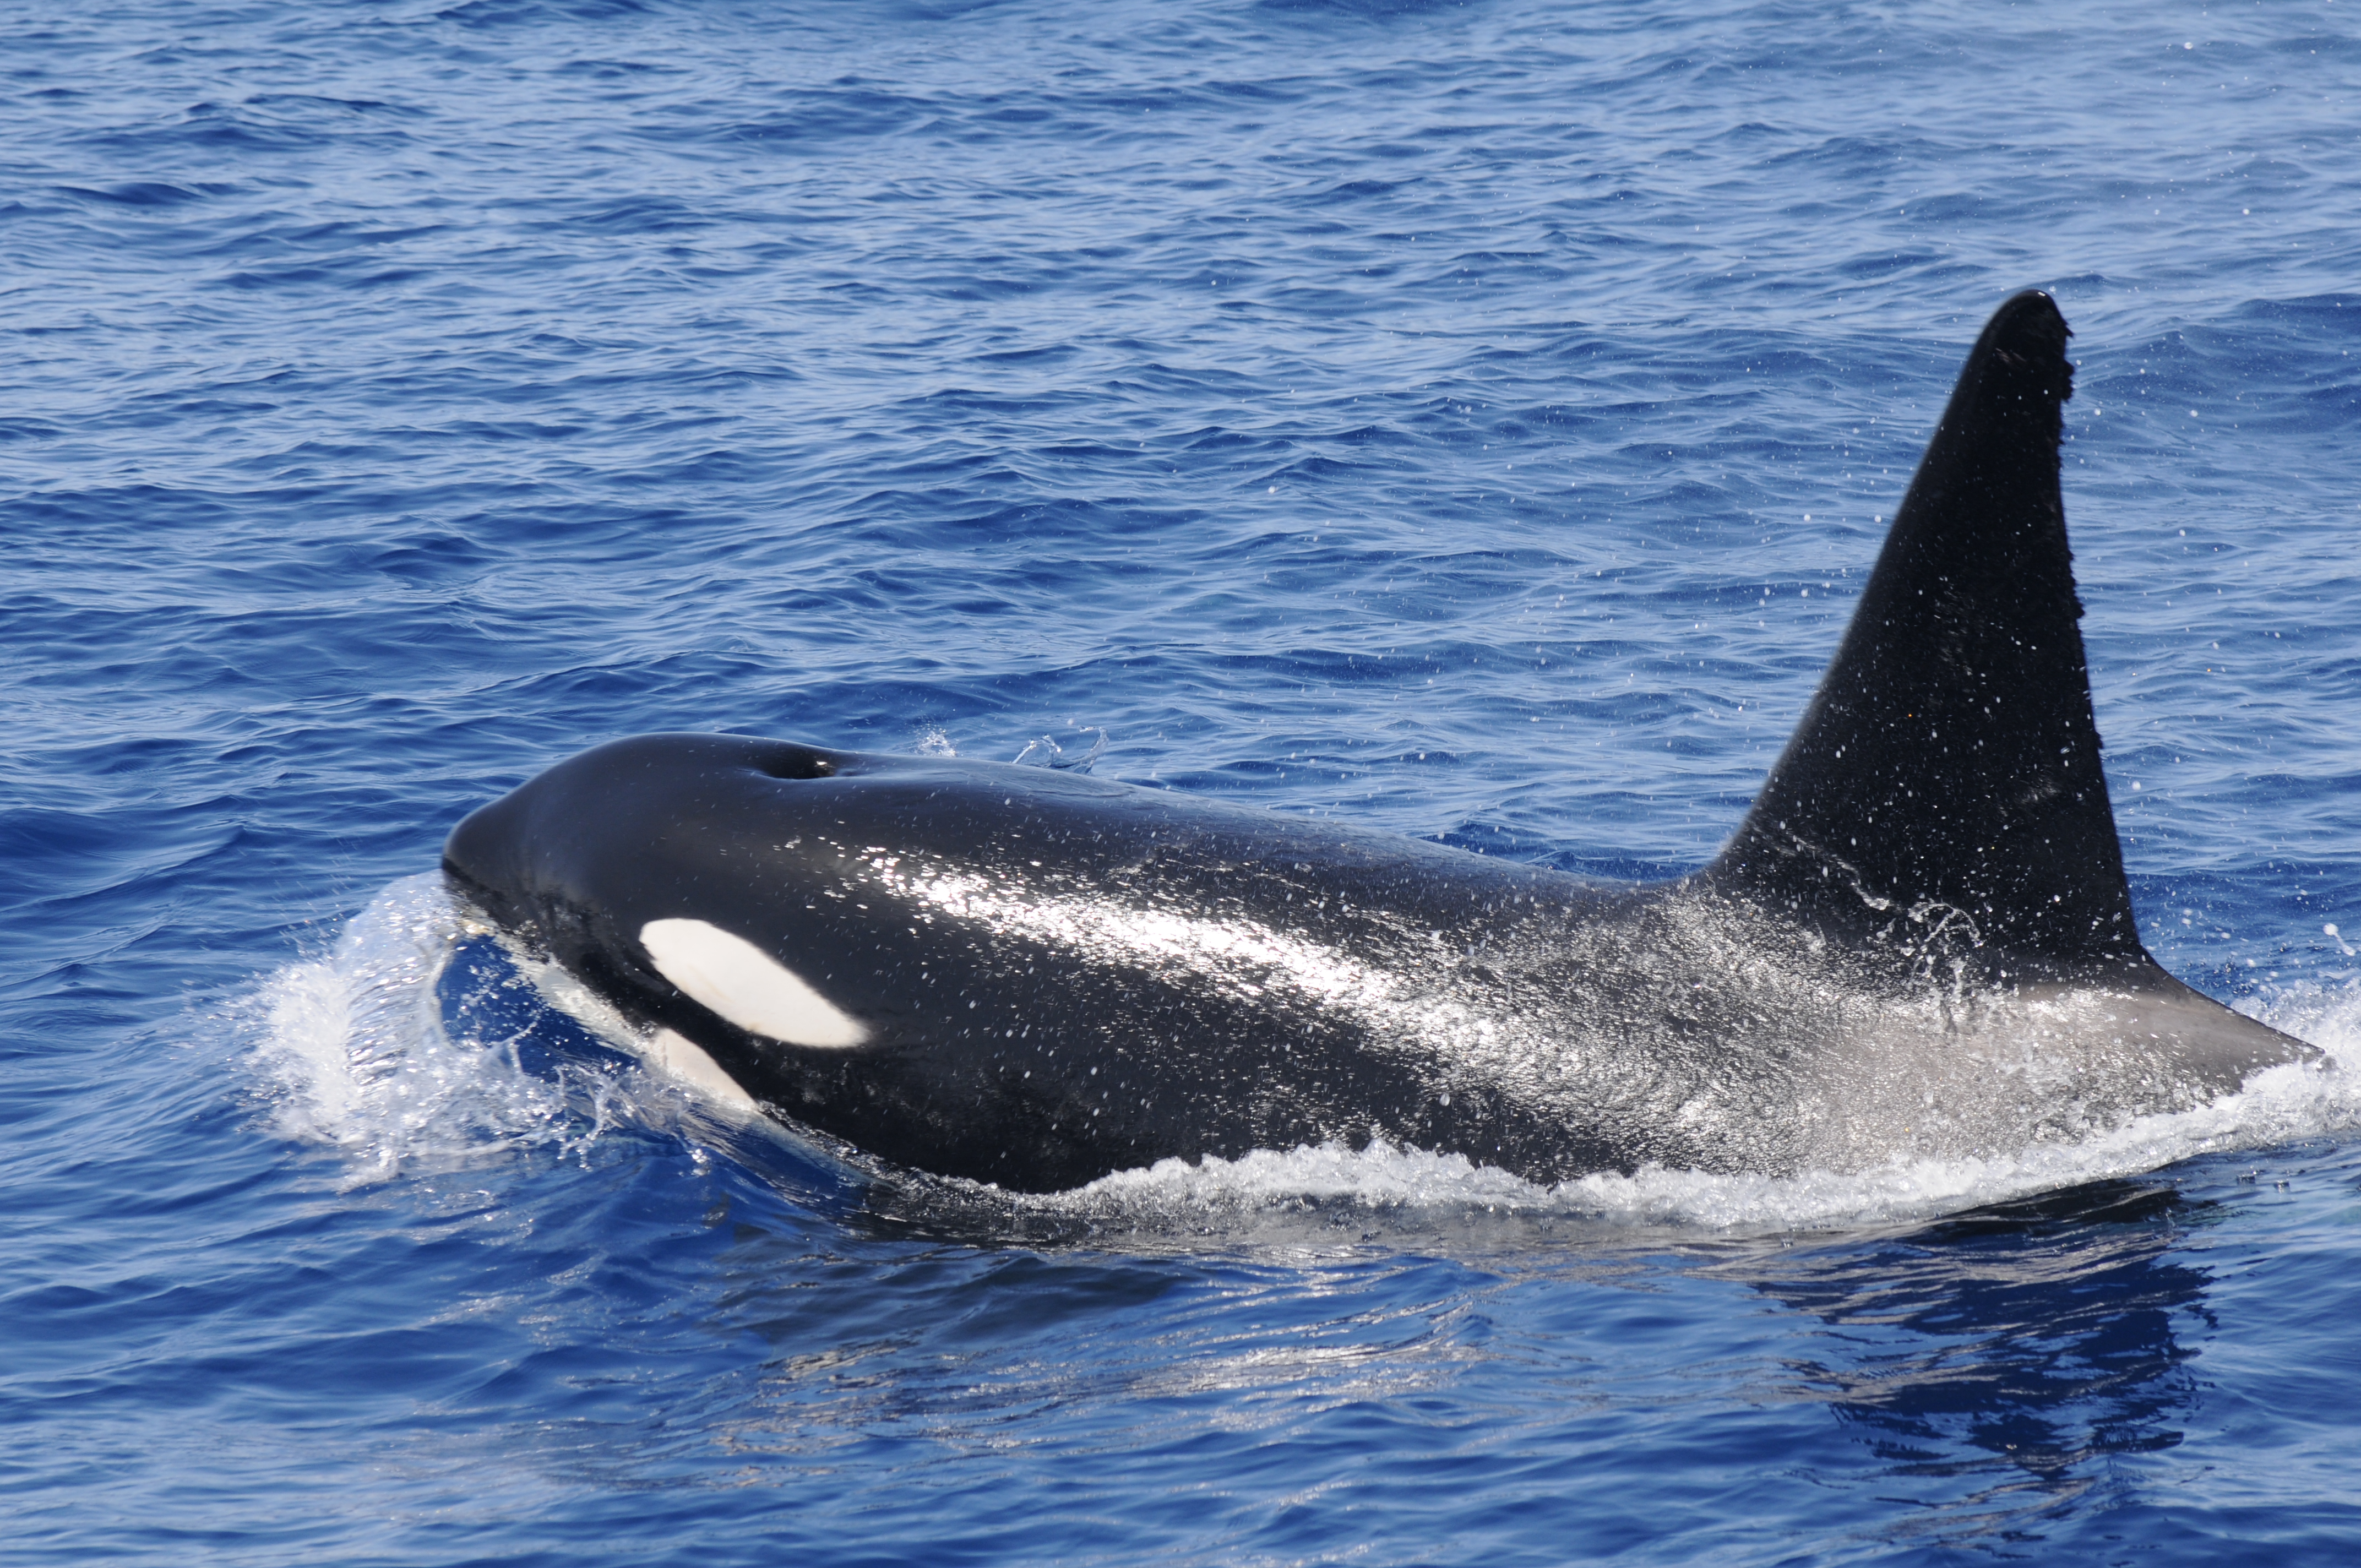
[7,1,2361,1561]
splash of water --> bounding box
[254,874,665,1182]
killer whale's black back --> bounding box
[1713,291,2137,964]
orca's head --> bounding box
[442,732,1142,1053]
[444,734,915,1046]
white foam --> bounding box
[252,874,578,1181]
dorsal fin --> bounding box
[1711,291,2140,963]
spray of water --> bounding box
[255,874,688,1183]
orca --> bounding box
[442,291,2313,1191]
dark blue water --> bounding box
[8,1,2361,1561]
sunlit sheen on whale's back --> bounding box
[442,292,2313,1193]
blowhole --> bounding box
[755,748,834,781]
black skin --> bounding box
[444,292,2311,1192]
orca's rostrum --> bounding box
[444,292,2313,1191]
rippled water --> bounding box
[8,1,2361,1561]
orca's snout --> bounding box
[441,783,534,923]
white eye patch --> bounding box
[639,917,869,1049]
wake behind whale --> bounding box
[441,292,2314,1193]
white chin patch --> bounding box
[639,917,870,1049]
[648,1027,759,1111]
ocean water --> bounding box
[7,0,2361,1561]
